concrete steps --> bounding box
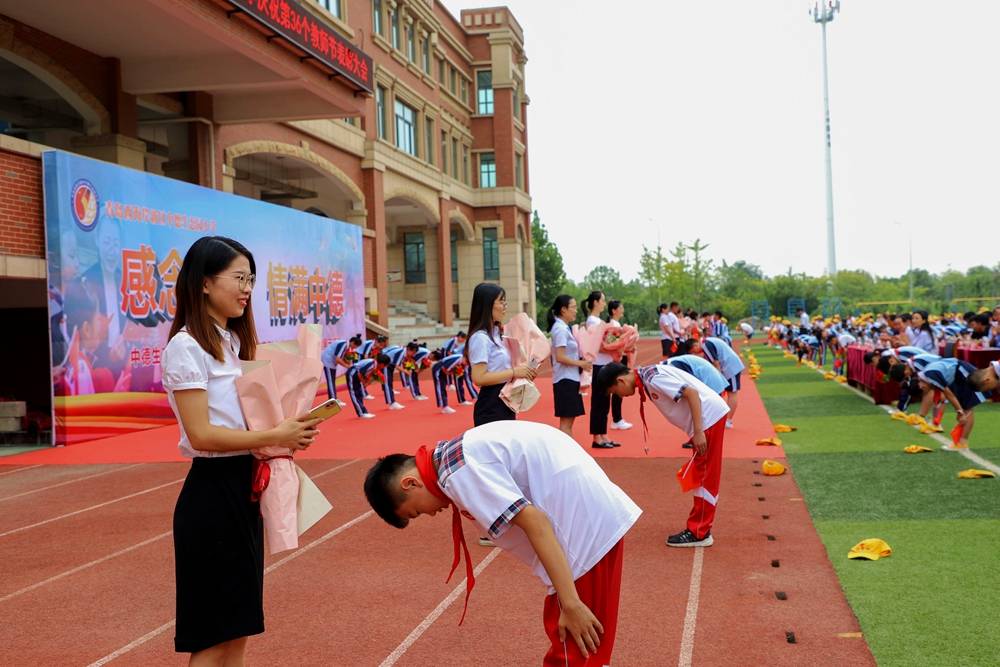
[388,300,467,349]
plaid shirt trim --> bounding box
[488,497,529,539]
[433,434,466,487]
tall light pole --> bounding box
[810,0,840,276]
[893,221,915,302]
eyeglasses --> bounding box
[219,272,256,290]
[497,299,508,307]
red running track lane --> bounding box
[0,339,782,466]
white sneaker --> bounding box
[389,402,405,410]
[334,399,346,407]
[610,420,633,430]
[441,406,457,414]
[460,400,475,406]
[364,394,375,400]
[359,413,376,419]
[447,385,455,392]
[414,395,429,401]
[478,537,496,547]
[725,420,734,429]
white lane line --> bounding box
[85,510,374,666]
[0,464,43,477]
[677,547,705,667]
[0,531,172,604]
[379,548,502,667]
[310,458,360,480]
[801,360,1000,474]
[0,463,144,503]
[0,479,184,539]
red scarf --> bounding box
[634,369,651,454]
[415,444,475,625]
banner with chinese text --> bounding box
[43,151,364,445]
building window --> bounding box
[515,154,523,190]
[483,228,499,281]
[372,0,382,35]
[318,0,342,19]
[519,229,527,278]
[404,232,426,283]
[440,131,449,173]
[449,67,457,95]
[376,86,386,139]
[425,117,434,165]
[438,59,445,84]
[451,138,459,179]
[394,100,416,156]
[460,78,468,104]
[476,70,494,115]
[406,24,415,62]
[479,152,496,188]
[390,9,400,49]
[450,230,458,282]
[421,36,430,73]
[463,145,470,185]
[513,83,521,120]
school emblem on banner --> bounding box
[71,179,98,231]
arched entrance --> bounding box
[385,194,444,325]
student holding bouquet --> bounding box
[584,291,617,449]
[161,237,319,662]
[548,295,591,437]
[606,300,633,432]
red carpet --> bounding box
[1,339,783,465]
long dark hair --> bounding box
[584,290,604,315]
[912,310,932,333]
[168,236,258,362]
[605,299,622,323]
[465,282,505,362]
[547,294,574,331]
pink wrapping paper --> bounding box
[573,322,608,388]
[499,313,551,413]
[235,325,331,554]
[602,325,640,363]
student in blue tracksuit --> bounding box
[345,354,390,419]
[889,352,941,412]
[689,337,745,429]
[402,341,431,400]
[918,358,989,449]
[440,331,467,393]
[429,351,469,414]
[321,339,348,404]
[380,345,407,410]
[667,355,729,396]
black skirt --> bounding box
[174,455,265,653]
[474,382,516,426]
[553,379,585,417]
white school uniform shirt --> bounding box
[637,364,730,436]
[587,315,613,365]
[161,326,249,459]
[467,327,511,373]
[659,312,672,340]
[740,322,754,336]
[800,312,811,328]
[436,421,641,594]
[666,311,684,339]
[550,318,581,383]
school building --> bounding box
[0,0,534,438]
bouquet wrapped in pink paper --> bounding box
[602,324,639,364]
[573,321,609,388]
[235,324,333,554]
[500,312,551,413]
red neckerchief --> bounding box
[634,369,651,454]
[415,444,475,625]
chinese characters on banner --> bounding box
[266,261,345,327]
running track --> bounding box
[0,340,874,665]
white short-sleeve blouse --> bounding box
[161,327,249,458]
[467,327,511,373]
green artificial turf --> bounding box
[750,345,1000,667]
[816,518,1000,667]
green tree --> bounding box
[531,210,566,323]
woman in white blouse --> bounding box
[606,300,632,432]
[161,237,319,663]
[465,282,536,426]
[585,291,617,448]
[548,294,591,436]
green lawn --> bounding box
[750,345,1000,666]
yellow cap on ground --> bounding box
[903,445,933,454]
[773,424,797,433]
[848,538,892,560]
[762,460,786,475]
[957,469,997,479]
[756,437,783,447]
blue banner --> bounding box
[43,150,364,444]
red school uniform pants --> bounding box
[687,418,726,539]
[542,539,624,667]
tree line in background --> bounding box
[531,212,1000,331]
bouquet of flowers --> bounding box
[500,313,551,412]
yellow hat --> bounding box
[773,424,797,433]
[848,538,892,560]
[919,424,943,434]
[903,445,933,454]
[756,437,783,447]
[957,469,997,479]
[835,376,847,383]
[890,411,908,421]
[905,414,926,426]
[762,459,786,475]
[824,371,837,380]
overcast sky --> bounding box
[446,0,1000,282]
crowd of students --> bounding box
[761,306,1000,449]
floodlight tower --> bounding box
[810,0,840,276]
